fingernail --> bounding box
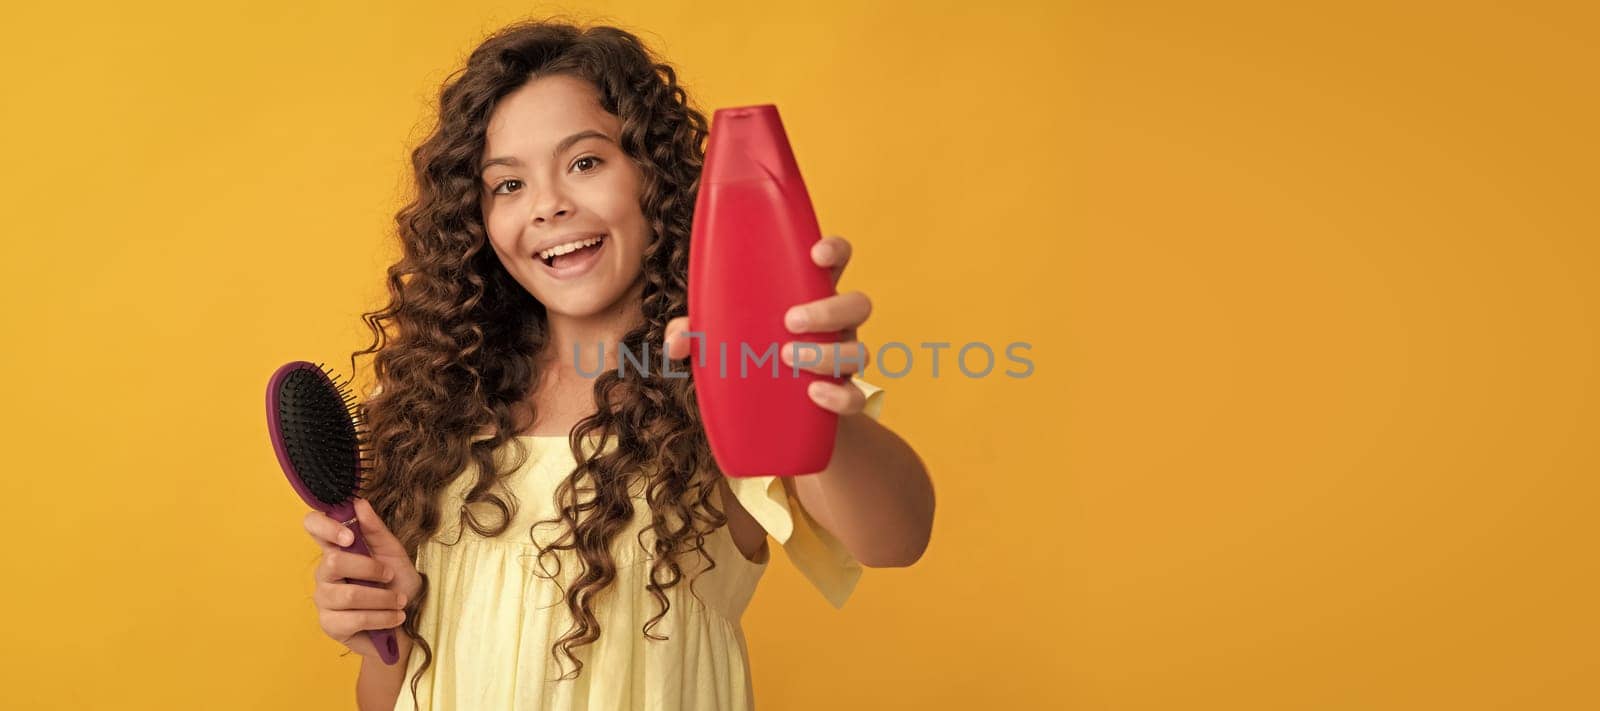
[341,530,354,546]
[786,308,808,331]
[812,243,830,262]
[385,568,395,582]
[808,382,827,403]
[779,343,793,365]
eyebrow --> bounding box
[479,130,613,173]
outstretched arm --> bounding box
[788,408,933,567]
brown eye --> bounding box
[572,156,602,172]
[491,179,522,195]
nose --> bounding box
[528,183,574,226]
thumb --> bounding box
[353,497,404,557]
[664,316,691,360]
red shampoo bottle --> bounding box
[688,105,843,477]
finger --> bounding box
[353,498,403,557]
[316,581,409,612]
[811,236,852,285]
[663,316,690,360]
[316,549,394,585]
[784,291,872,334]
[805,380,866,415]
[304,510,355,548]
[778,341,870,377]
[321,608,407,640]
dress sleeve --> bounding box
[725,376,887,609]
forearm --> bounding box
[795,413,934,567]
[356,631,415,711]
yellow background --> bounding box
[1,1,1594,708]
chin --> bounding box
[534,274,645,319]
[540,294,618,318]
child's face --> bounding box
[479,74,650,321]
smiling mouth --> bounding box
[539,235,607,268]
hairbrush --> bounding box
[264,360,400,665]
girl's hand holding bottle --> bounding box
[664,234,874,415]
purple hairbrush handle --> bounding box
[266,361,401,666]
[326,499,401,665]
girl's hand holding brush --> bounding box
[303,497,422,660]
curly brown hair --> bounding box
[344,18,731,701]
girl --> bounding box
[300,19,934,711]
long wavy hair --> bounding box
[344,19,729,701]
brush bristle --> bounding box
[275,365,367,505]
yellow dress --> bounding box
[391,378,886,711]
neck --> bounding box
[539,277,648,379]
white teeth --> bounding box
[538,235,604,260]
